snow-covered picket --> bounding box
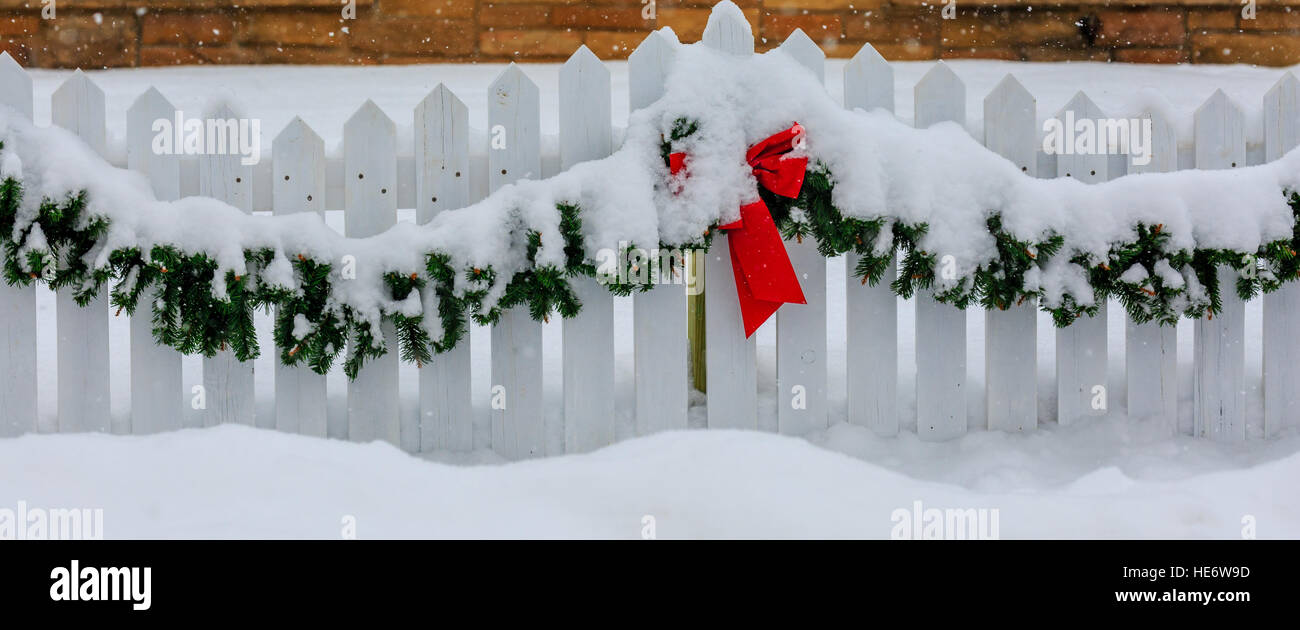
[4,6,1300,380]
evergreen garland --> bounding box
[3,131,1299,380]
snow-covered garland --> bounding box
[4,126,1300,379]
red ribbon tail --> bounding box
[725,199,807,338]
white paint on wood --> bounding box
[705,242,758,429]
[844,43,893,115]
[914,63,965,130]
[199,104,256,429]
[126,87,184,435]
[0,52,35,437]
[342,100,401,447]
[415,84,474,452]
[702,16,758,431]
[629,31,687,436]
[775,34,827,436]
[913,63,967,439]
[916,293,966,439]
[1263,73,1300,437]
[701,2,754,54]
[489,65,546,459]
[52,71,111,434]
[1055,92,1109,425]
[779,29,824,83]
[983,74,1037,432]
[843,52,896,435]
[560,45,616,453]
[1126,108,1178,428]
[272,117,327,438]
[1193,90,1247,442]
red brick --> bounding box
[240,12,348,46]
[761,13,844,42]
[1098,9,1186,47]
[479,28,583,58]
[351,18,475,56]
[551,6,650,29]
[142,13,236,46]
[1115,47,1189,63]
[1192,32,1300,65]
[0,15,39,36]
[480,5,553,27]
[942,47,1020,60]
[379,0,475,18]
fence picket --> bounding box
[415,84,473,452]
[1054,91,1109,426]
[126,87,184,435]
[704,6,758,430]
[1126,109,1179,426]
[775,29,828,436]
[272,117,328,437]
[197,104,256,428]
[913,63,967,440]
[0,52,36,438]
[1263,73,1300,438]
[50,71,111,434]
[342,101,402,447]
[983,74,1037,432]
[559,46,617,453]
[628,31,688,436]
[488,65,546,459]
[843,43,896,435]
[1193,90,1247,442]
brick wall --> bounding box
[1,1,1297,67]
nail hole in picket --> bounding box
[1021,166,1027,172]
[1090,170,1096,176]
[432,197,437,203]
[284,175,290,181]
[307,195,313,201]
[455,171,461,177]
[358,173,364,179]
[501,169,507,175]
[381,188,387,194]
[1231,162,1237,167]
[235,177,242,183]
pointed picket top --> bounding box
[779,28,824,84]
[0,51,33,120]
[1054,91,1108,183]
[129,85,175,117]
[702,0,754,55]
[1194,89,1246,170]
[983,74,1036,175]
[345,98,395,135]
[274,116,324,152]
[628,30,678,112]
[560,45,613,169]
[489,63,540,106]
[1264,73,1300,161]
[914,62,965,128]
[52,69,107,156]
[844,43,893,114]
[1057,90,1105,120]
[1133,106,1177,174]
[415,83,469,140]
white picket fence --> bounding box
[1,8,1299,457]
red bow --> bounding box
[671,123,808,337]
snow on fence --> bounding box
[2,7,1299,457]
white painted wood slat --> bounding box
[272,117,328,438]
[1054,91,1110,426]
[560,46,616,453]
[843,43,897,435]
[983,74,1037,432]
[0,52,37,437]
[489,65,546,459]
[343,101,401,447]
[913,62,967,441]
[628,31,688,437]
[1192,90,1247,442]
[126,87,184,435]
[198,104,256,429]
[1262,73,1300,438]
[52,71,111,434]
[415,84,474,452]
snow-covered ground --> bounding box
[6,60,1300,538]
